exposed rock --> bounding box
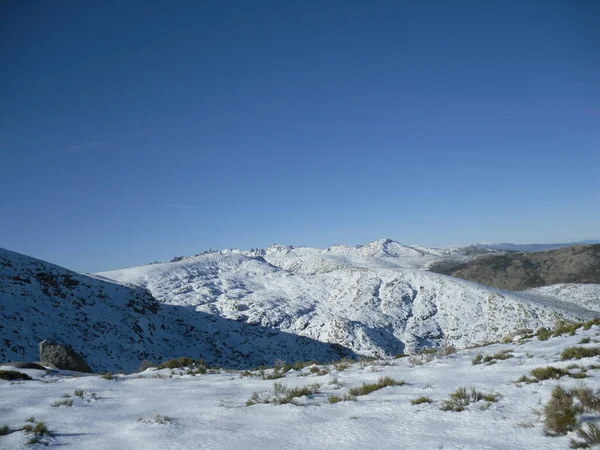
[39,340,92,373]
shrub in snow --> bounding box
[347,377,404,397]
[440,387,501,412]
[411,396,433,405]
[561,347,600,361]
[544,386,578,436]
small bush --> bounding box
[409,354,434,365]
[554,320,583,337]
[246,382,321,406]
[0,425,10,436]
[327,393,356,403]
[100,372,115,380]
[537,328,552,341]
[579,337,592,344]
[154,414,173,424]
[440,387,500,412]
[489,349,513,361]
[544,386,578,436]
[474,350,513,365]
[51,399,73,407]
[570,385,600,412]
[309,366,329,376]
[584,318,600,330]
[74,389,85,398]
[417,348,438,356]
[157,357,205,370]
[530,366,569,381]
[561,347,600,360]
[472,354,483,365]
[25,417,35,423]
[411,396,433,405]
[0,370,32,381]
[334,359,352,371]
[442,345,457,356]
[571,423,600,448]
[328,395,343,404]
[440,387,470,412]
[261,367,287,380]
[516,374,536,384]
[138,360,156,371]
[347,377,404,397]
[32,421,51,436]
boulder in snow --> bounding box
[39,340,92,373]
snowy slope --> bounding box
[3,326,600,449]
[99,242,600,359]
[527,283,600,311]
[0,248,349,372]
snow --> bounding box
[2,239,600,448]
[3,327,600,449]
[99,243,600,361]
[3,240,600,373]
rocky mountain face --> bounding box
[2,240,599,372]
[429,244,600,290]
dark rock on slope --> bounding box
[429,244,600,291]
[39,340,93,372]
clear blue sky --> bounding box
[1,0,598,272]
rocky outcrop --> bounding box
[39,340,93,373]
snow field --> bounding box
[3,327,600,449]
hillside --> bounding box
[0,248,348,372]
[475,239,600,253]
[429,244,600,290]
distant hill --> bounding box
[429,244,600,290]
[474,240,600,253]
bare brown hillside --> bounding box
[429,244,600,290]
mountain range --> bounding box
[1,239,599,372]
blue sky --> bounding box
[1,0,598,272]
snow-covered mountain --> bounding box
[0,248,349,372]
[98,240,600,365]
[3,239,600,373]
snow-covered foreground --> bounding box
[3,327,600,449]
